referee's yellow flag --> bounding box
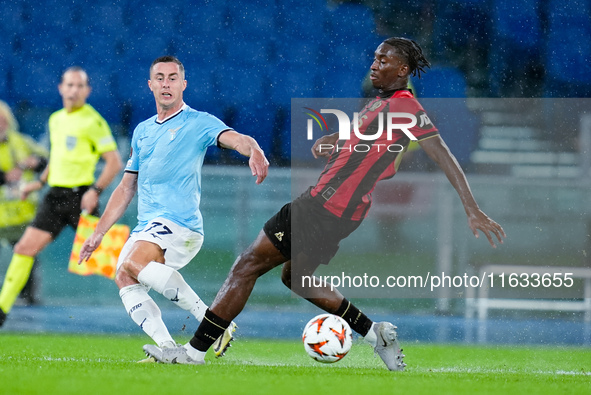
[68,213,130,280]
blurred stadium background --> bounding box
[1,0,591,345]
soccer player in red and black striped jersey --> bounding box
[144,38,506,370]
[308,89,438,221]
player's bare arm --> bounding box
[311,132,339,159]
[419,135,506,247]
[78,172,138,263]
[218,130,269,184]
[80,149,123,213]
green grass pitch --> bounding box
[1,333,589,395]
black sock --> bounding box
[190,309,231,352]
[335,298,373,337]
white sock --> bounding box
[364,322,377,347]
[138,262,208,321]
[183,342,207,362]
[119,284,175,348]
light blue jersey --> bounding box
[125,104,231,235]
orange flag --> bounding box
[68,213,130,280]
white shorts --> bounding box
[117,217,203,271]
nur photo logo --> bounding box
[304,107,421,141]
[303,105,433,153]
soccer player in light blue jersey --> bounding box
[79,56,269,360]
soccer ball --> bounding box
[302,314,353,363]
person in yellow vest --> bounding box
[0,67,123,326]
[0,100,48,305]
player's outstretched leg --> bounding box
[145,232,295,365]
[137,262,238,357]
[369,322,406,371]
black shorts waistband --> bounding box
[49,185,91,193]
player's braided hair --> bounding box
[382,37,431,79]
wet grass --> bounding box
[1,333,589,395]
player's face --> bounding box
[148,62,187,111]
[58,71,91,111]
[370,43,409,91]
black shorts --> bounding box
[263,192,362,266]
[30,186,98,237]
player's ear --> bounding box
[398,64,410,78]
[147,79,153,91]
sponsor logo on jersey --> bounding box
[369,100,384,112]
[416,111,434,130]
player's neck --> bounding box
[380,78,408,93]
[64,103,85,113]
[156,102,185,123]
[378,86,411,98]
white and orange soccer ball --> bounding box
[302,314,353,363]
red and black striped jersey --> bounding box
[310,89,438,220]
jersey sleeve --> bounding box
[125,126,140,173]
[199,113,232,149]
[89,113,118,154]
[389,98,439,141]
[410,108,438,141]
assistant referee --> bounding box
[0,66,123,326]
